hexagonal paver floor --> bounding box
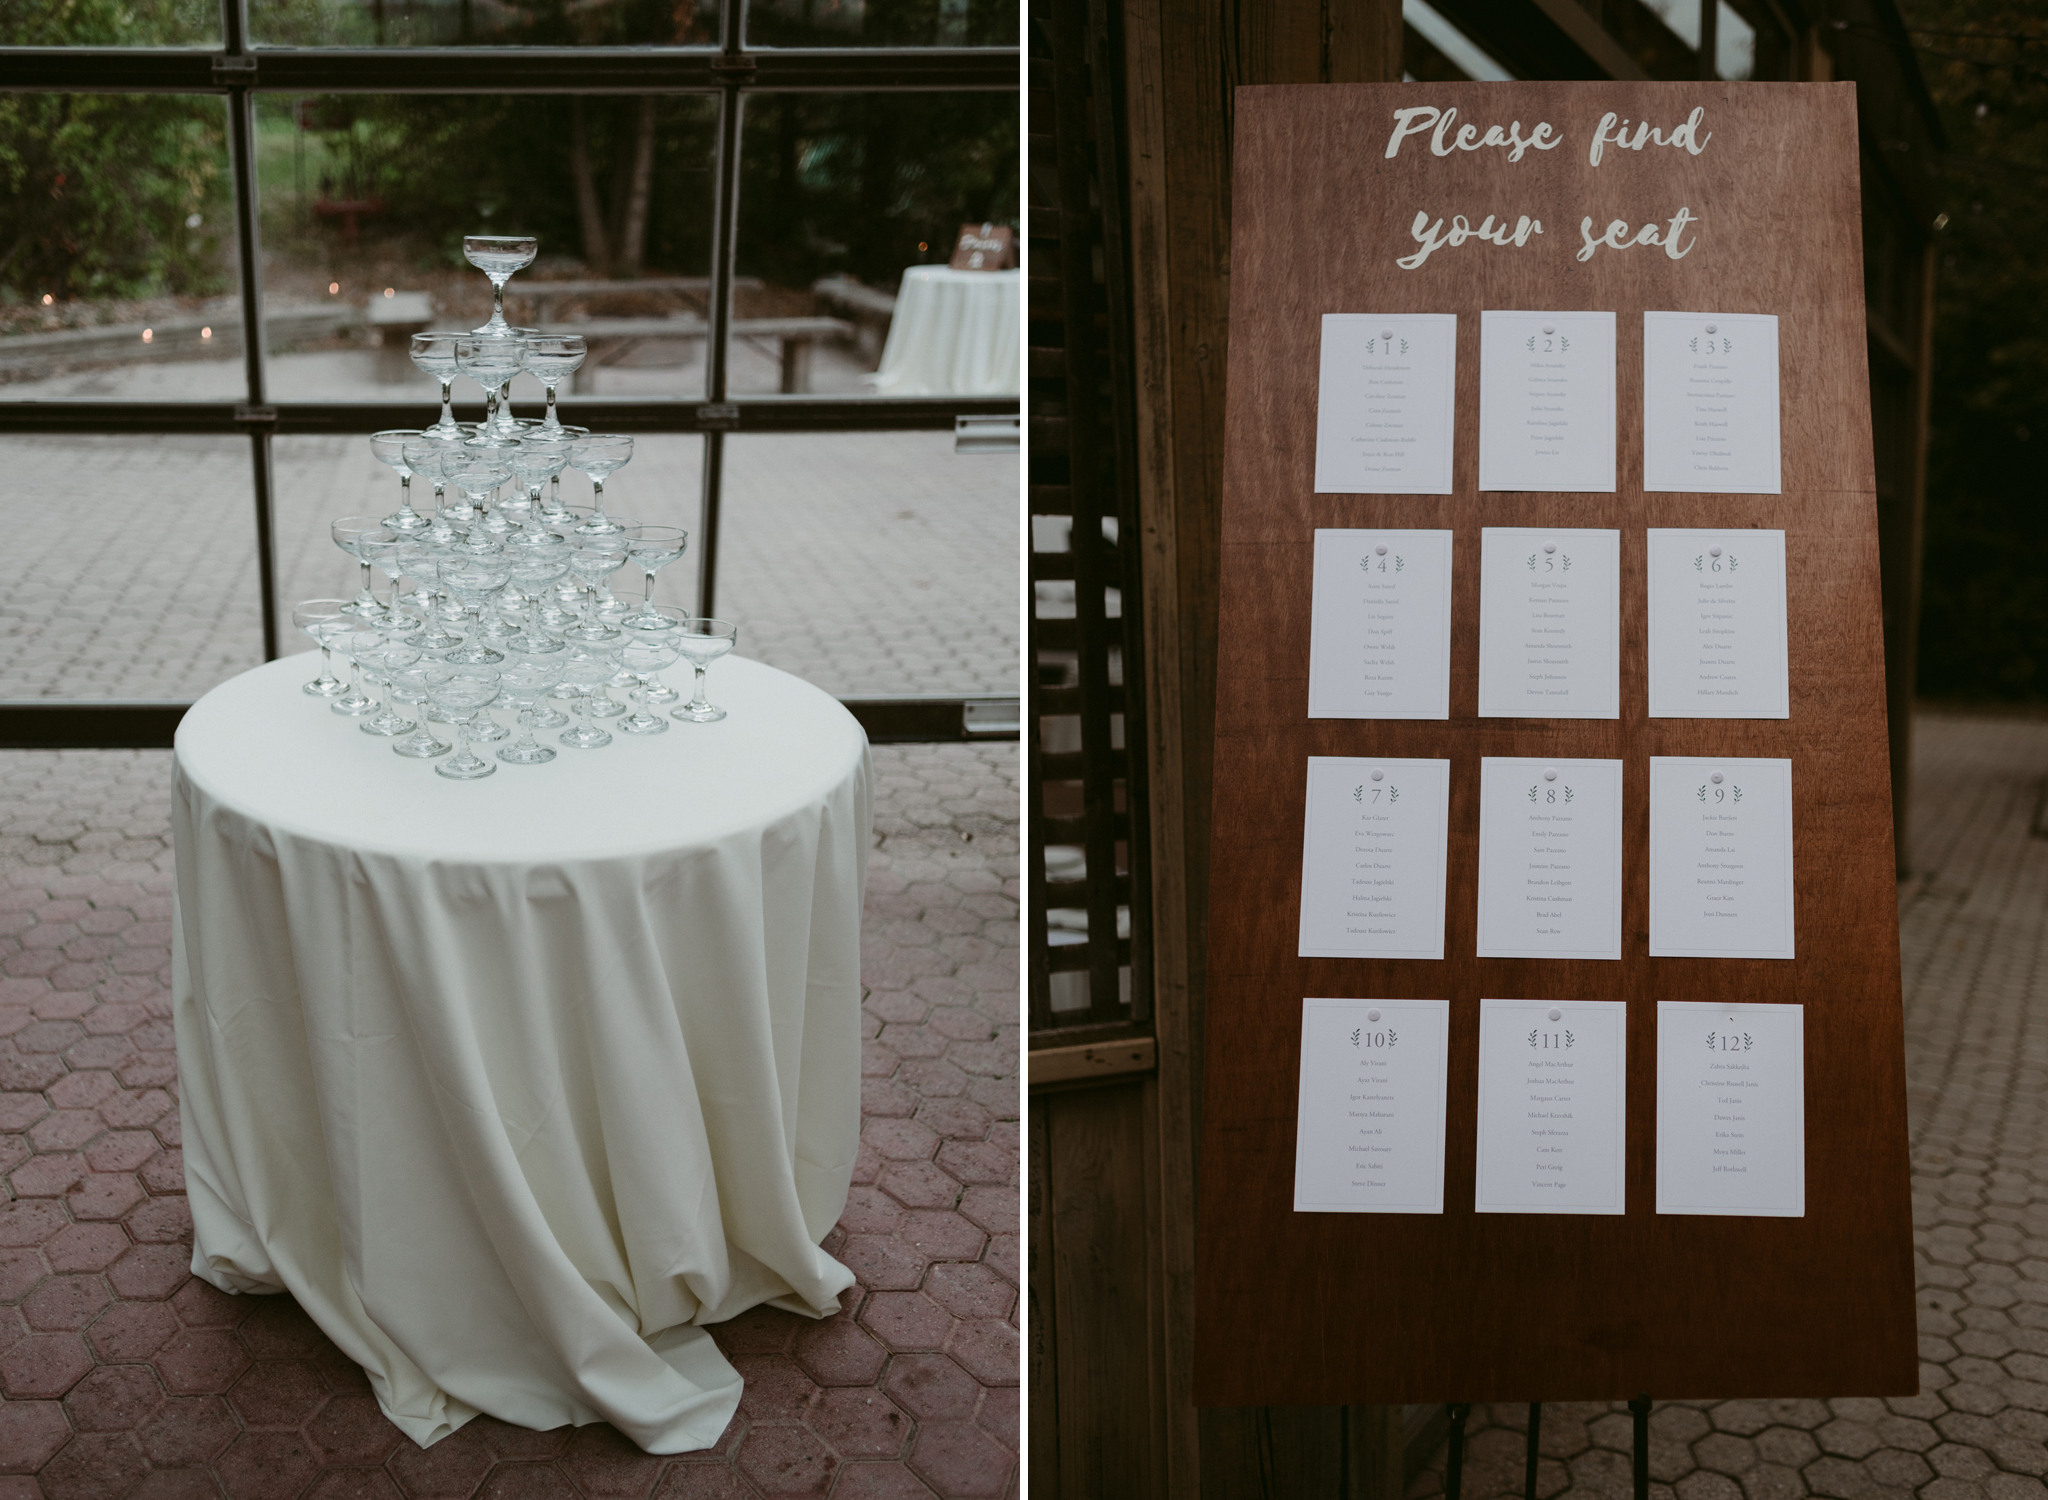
[1406,711,2048,1500]
[0,742,1018,1498]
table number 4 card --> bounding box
[1649,756,1796,959]
[1656,1001,1804,1217]
[1643,312,1782,494]
[1298,757,1451,960]
[1307,529,1454,719]
[1314,314,1457,494]
[1293,999,1450,1213]
[1646,529,1790,719]
[1475,998,1627,1215]
[1476,758,1623,961]
[1478,311,1617,493]
[1478,527,1621,719]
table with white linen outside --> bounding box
[865,266,1021,396]
[170,652,871,1453]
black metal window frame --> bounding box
[0,2,1021,749]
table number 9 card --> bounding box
[1298,757,1451,960]
[1294,998,1450,1213]
[1649,756,1796,959]
[1308,529,1453,719]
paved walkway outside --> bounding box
[1406,710,2048,1500]
[0,741,1019,1498]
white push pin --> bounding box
[1709,545,1722,557]
[1706,323,1717,334]
[1370,769,1384,782]
[1548,1008,1562,1022]
[1367,1009,1381,1023]
[1381,329,1394,341]
[1543,542,1556,554]
[1543,768,1558,782]
[1375,544,1387,556]
[1711,772,1724,785]
[1543,324,1555,335]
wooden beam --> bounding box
[1029,1035,1159,1088]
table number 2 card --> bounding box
[1643,312,1782,494]
[1298,757,1451,960]
[1294,998,1450,1213]
[1477,527,1621,719]
[1475,998,1627,1215]
[1476,758,1624,961]
[1314,314,1457,494]
[1646,529,1790,719]
[1648,756,1796,959]
[1478,310,1617,493]
[1657,1001,1805,1217]
[1307,529,1454,719]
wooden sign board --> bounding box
[950,222,1016,270]
[1194,82,1915,1404]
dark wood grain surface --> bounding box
[1193,81,1916,1405]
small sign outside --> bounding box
[949,222,1015,271]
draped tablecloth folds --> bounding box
[171,653,872,1453]
[865,265,1021,397]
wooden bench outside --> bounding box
[542,314,854,394]
[506,277,762,326]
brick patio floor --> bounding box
[1406,709,2048,1500]
[0,741,1019,1499]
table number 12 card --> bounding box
[1294,998,1450,1213]
[1657,1001,1804,1217]
[1646,529,1790,719]
[1648,756,1796,959]
[1314,314,1457,494]
[1307,529,1453,719]
[1298,757,1451,960]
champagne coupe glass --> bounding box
[398,547,463,654]
[357,637,423,737]
[332,517,396,619]
[509,434,575,536]
[567,434,633,536]
[507,550,573,650]
[337,629,390,724]
[558,644,621,749]
[292,600,353,696]
[521,335,586,432]
[440,554,513,665]
[445,440,518,543]
[464,234,538,336]
[329,627,379,717]
[455,334,528,440]
[671,618,739,722]
[409,333,467,438]
[403,435,460,534]
[369,429,430,533]
[565,541,628,642]
[369,541,420,633]
[357,532,405,619]
[428,663,503,779]
[497,650,566,764]
[618,608,685,734]
[389,661,450,757]
[621,525,689,625]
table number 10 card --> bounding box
[1293,998,1450,1213]
[1314,315,1457,494]
[1307,529,1454,719]
[1648,756,1796,959]
[1298,757,1451,960]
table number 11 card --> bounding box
[1298,757,1451,960]
[1307,529,1454,719]
[1294,998,1450,1213]
[1475,998,1627,1215]
[1649,756,1796,959]
[1314,314,1457,494]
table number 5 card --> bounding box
[1476,758,1623,960]
[1307,529,1454,719]
[1475,998,1627,1214]
[1293,999,1450,1213]
[1643,312,1782,494]
[1478,311,1617,493]
[1657,1001,1804,1217]
[1314,314,1457,494]
[1647,529,1790,719]
[1478,527,1621,719]
[1649,756,1796,959]
[1298,757,1451,960]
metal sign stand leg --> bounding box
[1446,1403,1473,1500]
[1630,1394,1653,1500]
[1525,1402,1543,1500]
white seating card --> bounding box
[1648,756,1796,959]
[1476,758,1624,961]
[1643,312,1782,494]
[1314,314,1457,494]
[1307,529,1454,720]
[1646,529,1790,719]
[1477,527,1621,720]
[1656,1001,1805,1217]
[1478,310,1617,493]
[1475,998,1627,1215]
[1293,998,1450,1213]
[1298,756,1451,961]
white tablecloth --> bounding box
[172,653,871,1453]
[866,266,1020,396]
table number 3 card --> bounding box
[1643,312,1782,494]
[1657,1001,1805,1217]
[1307,529,1454,719]
[1478,311,1617,493]
[1298,757,1451,960]
[1293,999,1450,1213]
[1476,758,1623,960]
[1475,998,1627,1214]
[1314,314,1457,494]
[1646,529,1790,719]
[1649,756,1796,959]
[1478,527,1621,719]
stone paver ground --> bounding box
[1405,709,2048,1500]
[0,741,1019,1498]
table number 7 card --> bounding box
[1648,756,1796,959]
[1298,757,1451,960]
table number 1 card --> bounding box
[1294,998,1450,1213]
[1657,1001,1805,1217]
[1307,529,1454,719]
[1475,998,1627,1215]
[1643,312,1782,494]
[1298,757,1451,960]
[1648,756,1796,959]
[1314,314,1457,494]
[1646,529,1790,719]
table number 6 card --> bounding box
[1298,757,1451,960]
[1307,529,1453,719]
[1649,756,1796,959]
[1647,529,1790,719]
[1293,998,1450,1213]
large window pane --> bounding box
[0,0,218,45]
[0,437,264,699]
[255,94,720,405]
[249,0,715,47]
[0,95,243,403]
[745,0,1017,47]
[715,432,1016,694]
[729,93,1018,397]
